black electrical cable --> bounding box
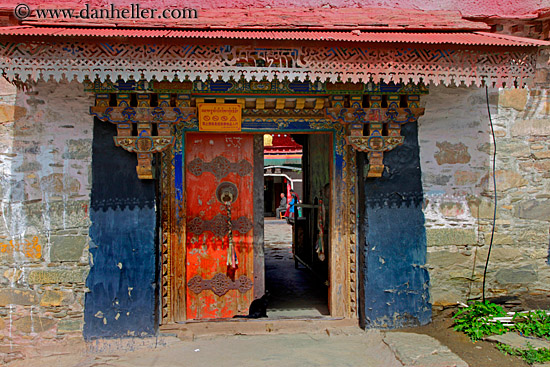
[482,85,498,302]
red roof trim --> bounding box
[0,26,548,47]
[474,31,550,47]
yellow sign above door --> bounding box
[198,103,242,132]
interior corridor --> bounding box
[264,218,329,318]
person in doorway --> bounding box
[286,189,299,224]
[276,193,287,219]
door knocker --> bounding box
[215,182,238,204]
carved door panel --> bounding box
[185,133,255,319]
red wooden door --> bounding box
[185,133,255,319]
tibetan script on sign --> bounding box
[198,103,242,132]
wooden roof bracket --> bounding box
[90,93,196,179]
[332,95,425,178]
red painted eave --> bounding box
[0,26,548,47]
[0,7,490,31]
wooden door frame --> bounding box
[160,123,357,323]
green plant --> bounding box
[453,302,550,363]
[453,301,508,341]
[497,342,550,365]
[511,310,550,339]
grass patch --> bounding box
[497,342,550,365]
[453,301,550,364]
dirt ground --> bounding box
[402,294,550,367]
[402,308,529,367]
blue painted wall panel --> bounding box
[84,119,157,339]
[359,121,431,329]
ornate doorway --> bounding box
[184,133,256,319]
[113,80,430,324]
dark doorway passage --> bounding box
[264,219,329,318]
[260,133,330,319]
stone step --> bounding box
[485,332,550,350]
[384,331,469,367]
[160,317,359,340]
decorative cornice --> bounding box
[0,41,538,87]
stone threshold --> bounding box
[160,317,359,340]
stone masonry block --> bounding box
[50,235,87,262]
[57,319,83,333]
[498,89,528,111]
[533,151,550,160]
[512,119,550,137]
[496,265,538,284]
[0,289,38,306]
[431,288,467,308]
[519,230,549,244]
[40,173,81,196]
[427,251,470,268]
[14,161,41,173]
[0,235,43,262]
[23,200,90,233]
[434,141,471,165]
[40,290,74,307]
[483,233,514,246]
[454,170,480,186]
[534,160,550,172]
[28,269,89,285]
[477,246,522,262]
[0,105,27,123]
[467,197,500,219]
[13,316,56,333]
[426,228,477,247]
[62,139,92,160]
[480,170,528,192]
[514,200,550,221]
[498,142,530,158]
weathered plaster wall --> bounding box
[2,0,544,17]
[0,78,92,354]
[420,71,550,308]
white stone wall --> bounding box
[0,78,93,351]
[420,83,550,308]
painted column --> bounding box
[84,120,157,339]
[358,121,431,328]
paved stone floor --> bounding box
[264,218,328,318]
[9,328,470,367]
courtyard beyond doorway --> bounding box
[264,218,328,318]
